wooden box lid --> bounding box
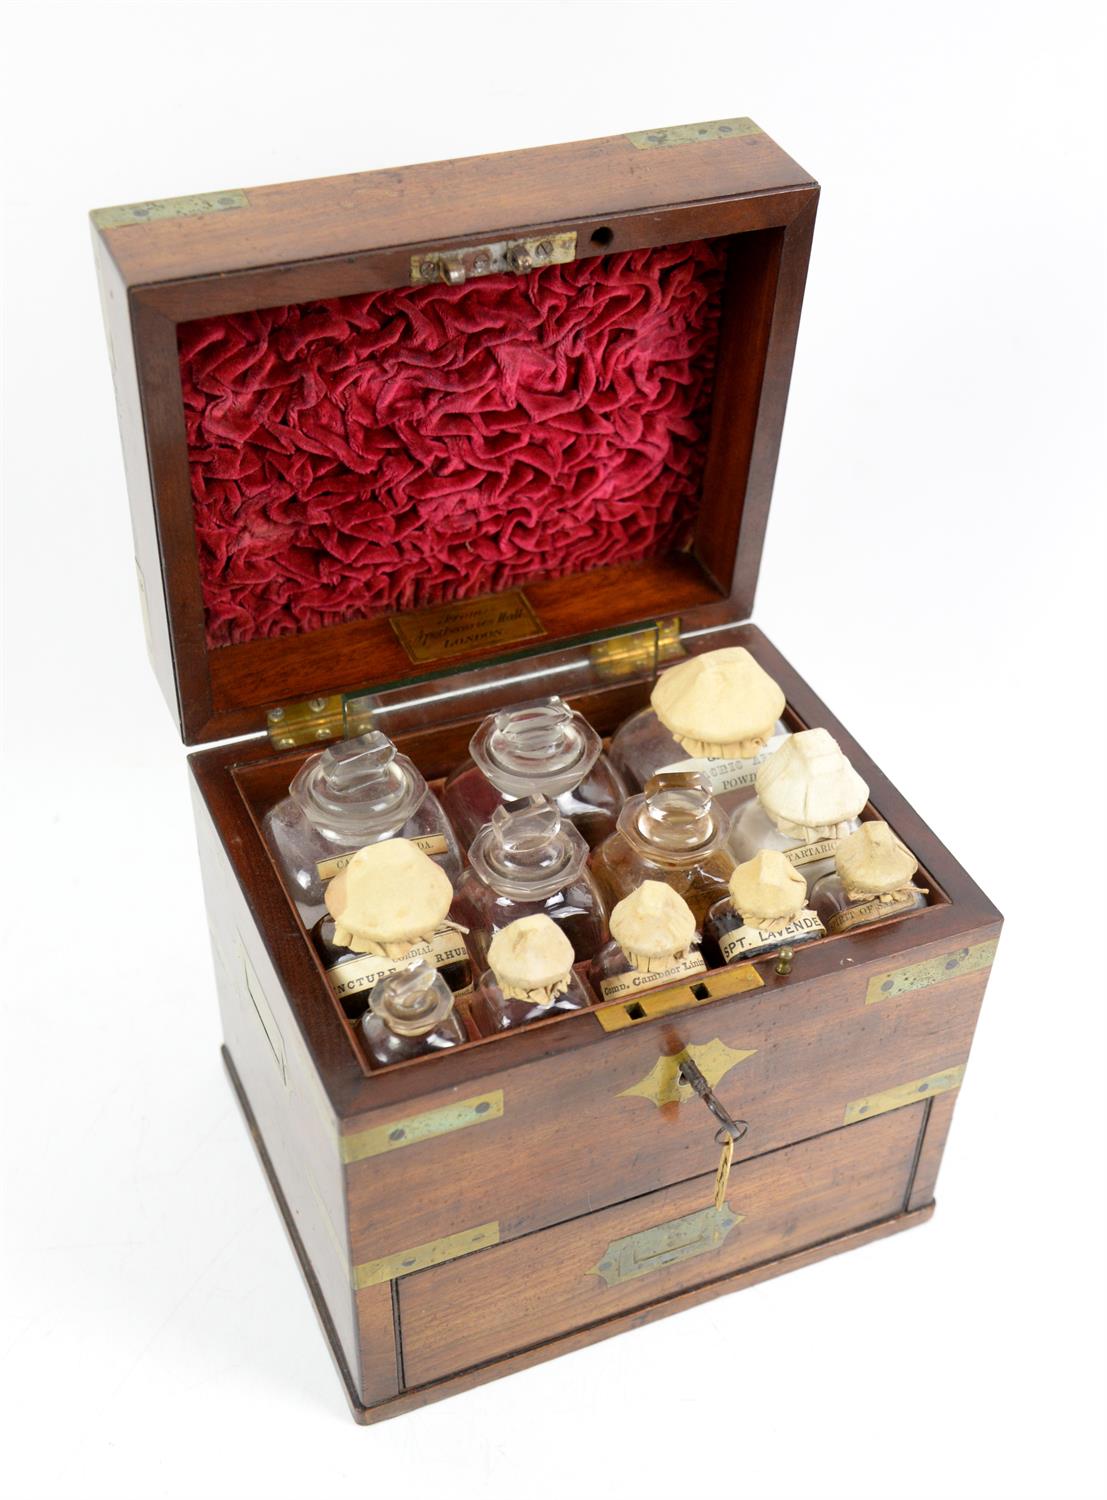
[91,118,819,744]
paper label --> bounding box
[659,733,788,796]
[324,926,468,1000]
[599,951,707,1001]
[316,833,449,883]
[782,837,840,868]
[827,890,917,935]
[719,910,824,961]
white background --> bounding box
[2,3,1105,1497]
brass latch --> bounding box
[410,231,577,287]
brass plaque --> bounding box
[390,591,545,664]
[865,939,999,1005]
[844,1065,966,1126]
[589,1204,742,1287]
[619,1039,757,1109]
[91,188,249,229]
[341,1091,504,1164]
[596,965,762,1031]
[627,118,762,150]
[352,1221,499,1288]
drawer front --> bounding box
[344,935,994,1269]
[398,1104,924,1387]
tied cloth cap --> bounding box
[835,821,924,901]
[325,838,455,957]
[487,914,576,1006]
[755,727,869,841]
[609,880,699,971]
[728,849,808,931]
[650,646,785,759]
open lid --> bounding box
[91,118,818,744]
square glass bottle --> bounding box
[442,697,627,851]
[311,838,472,1019]
[812,822,929,935]
[471,914,594,1034]
[451,797,608,969]
[727,728,869,891]
[264,730,462,924]
[702,849,825,967]
[590,771,736,926]
[608,646,788,812]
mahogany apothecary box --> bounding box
[91,119,1001,1424]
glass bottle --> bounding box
[471,914,594,1034]
[312,839,471,1019]
[589,880,707,1002]
[590,771,736,927]
[703,849,825,967]
[812,821,929,936]
[451,797,608,969]
[263,730,462,923]
[442,697,627,851]
[360,962,467,1068]
[608,646,788,813]
[727,728,869,891]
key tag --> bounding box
[714,1134,735,1212]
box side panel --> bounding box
[399,1103,925,1386]
[190,776,398,1406]
[91,229,180,733]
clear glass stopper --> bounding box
[468,795,589,898]
[367,961,455,1037]
[290,730,426,838]
[636,771,720,851]
[470,697,602,798]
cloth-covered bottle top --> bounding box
[835,821,921,900]
[325,838,454,956]
[728,848,808,926]
[487,914,576,1004]
[609,880,699,970]
[754,728,869,841]
[650,646,786,759]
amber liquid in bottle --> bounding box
[589,773,735,927]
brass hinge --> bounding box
[267,695,372,750]
[410,231,576,287]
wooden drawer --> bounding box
[398,1103,924,1387]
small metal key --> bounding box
[678,1056,748,1212]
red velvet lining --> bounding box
[179,240,724,647]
